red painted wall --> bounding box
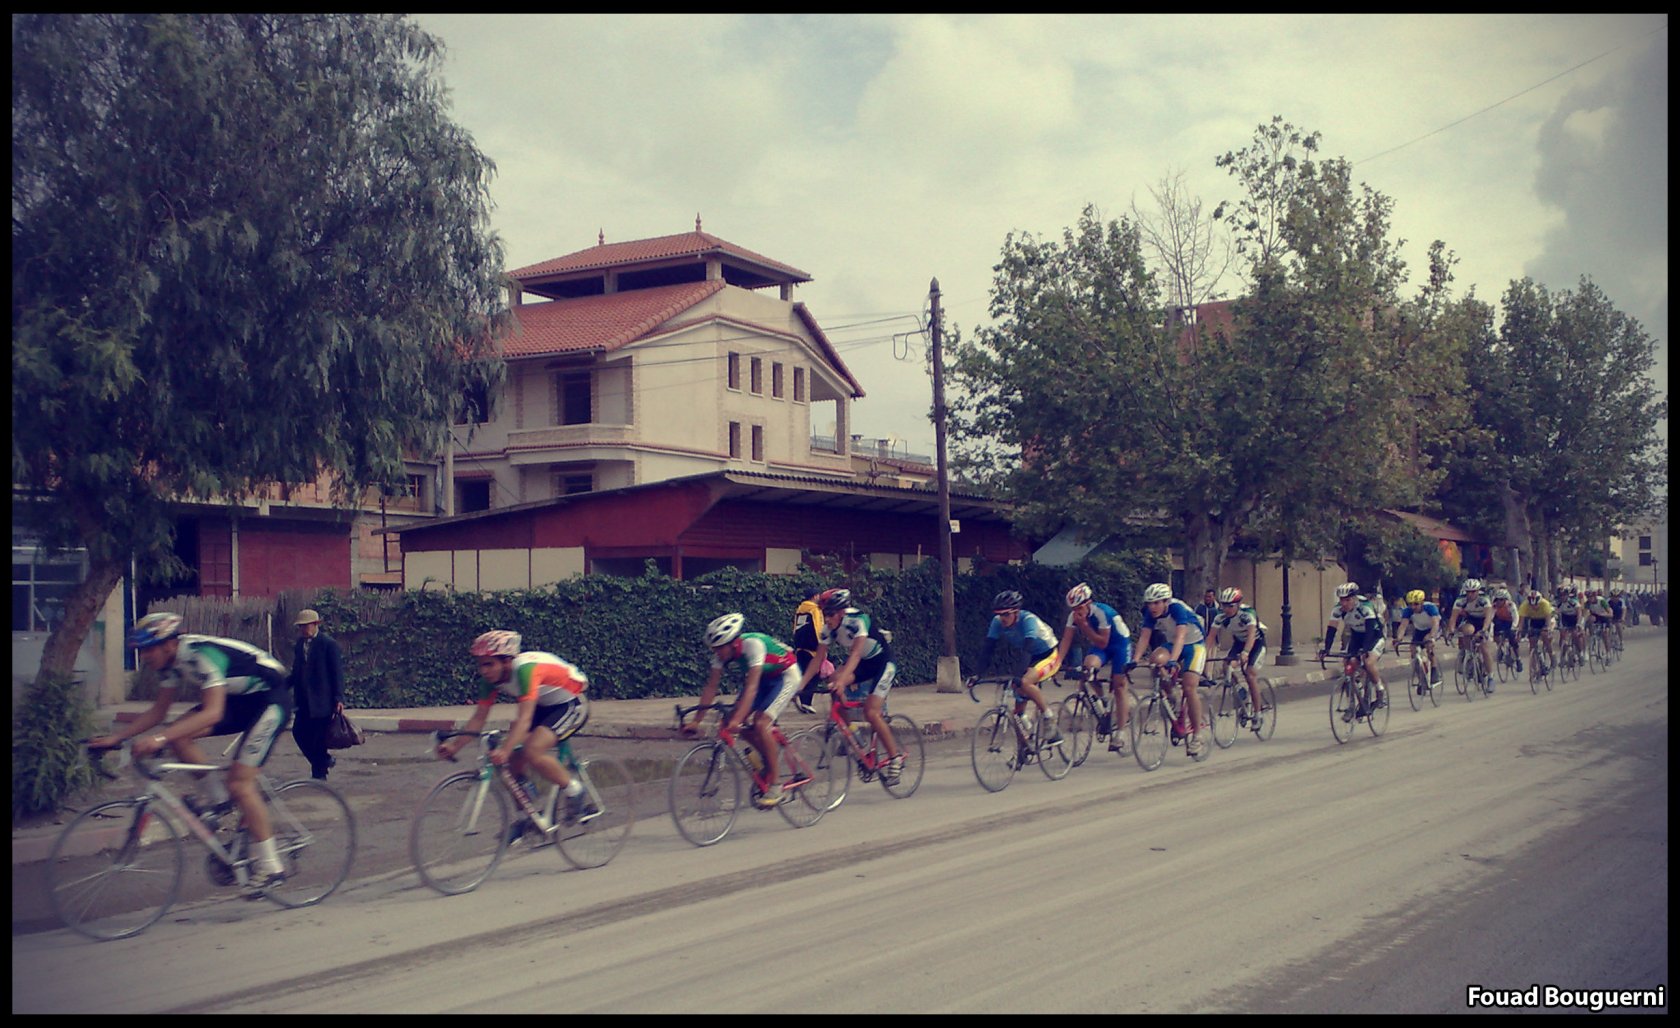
[236,520,352,597]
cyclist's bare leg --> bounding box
[172,733,274,844]
[1110,672,1132,732]
[1242,662,1263,710]
[749,711,780,782]
[1182,671,1206,732]
[862,693,900,759]
[1016,679,1053,719]
[518,725,574,790]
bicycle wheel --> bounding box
[1495,643,1512,683]
[1130,694,1168,772]
[409,771,508,895]
[1422,659,1440,708]
[1056,698,1095,768]
[45,798,184,941]
[555,756,636,870]
[1461,654,1479,701]
[1330,680,1357,744]
[1528,652,1542,694]
[818,728,854,812]
[668,743,742,847]
[880,713,925,798]
[263,779,356,908]
[971,709,1019,792]
[1453,649,1466,695]
[1366,680,1390,737]
[1250,681,1279,740]
[1409,658,1425,712]
[1037,710,1074,780]
[1211,683,1239,749]
[778,728,833,828]
[1587,635,1605,675]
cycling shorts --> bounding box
[746,671,796,721]
[1225,644,1265,670]
[1492,619,1517,639]
[530,697,585,742]
[1008,648,1064,693]
[1411,628,1435,648]
[1458,616,1487,636]
[1522,619,1550,639]
[1074,638,1134,676]
[188,690,291,768]
[1153,642,1207,677]
[1560,614,1579,630]
[843,658,897,702]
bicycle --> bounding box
[1053,664,1122,765]
[1587,621,1611,675]
[409,721,637,895]
[1556,627,1583,682]
[1320,650,1389,743]
[1126,660,1214,772]
[1525,632,1554,694]
[966,675,1074,791]
[1205,656,1277,747]
[1493,629,1521,683]
[813,692,925,811]
[1402,639,1442,710]
[667,702,835,846]
[44,741,356,941]
[1453,631,1492,701]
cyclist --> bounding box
[682,613,801,808]
[435,631,597,834]
[964,590,1064,742]
[1320,582,1387,712]
[1210,586,1268,719]
[1059,582,1135,754]
[1516,588,1556,675]
[90,612,293,892]
[1585,589,1614,650]
[1400,588,1444,690]
[1607,589,1627,649]
[1556,585,1585,664]
[790,587,835,716]
[820,589,905,784]
[1446,578,1497,694]
[1132,582,1211,758]
[1490,588,1521,673]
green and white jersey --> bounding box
[832,610,887,662]
[160,635,287,696]
[710,632,798,677]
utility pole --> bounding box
[930,278,962,692]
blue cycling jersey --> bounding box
[1137,599,1207,647]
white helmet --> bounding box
[1217,587,1243,605]
[470,630,521,658]
[1463,578,1484,593]
[1065,582,1092,608]
[704,612,745,648]
[1335,582,1360,599]
[1142,583,1172,603]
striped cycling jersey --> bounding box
[157,635,286,697]
[710,632,798,676]
[478,651,587,706]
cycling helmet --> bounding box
[992,590,1023,613]
[1142,583,1172,603]
[1217,587,1242,605]
[1334,582,1360,599]
[1406,589,1426,606]
[469,630,521,658]
[129,612,184,649]
[1493,589,1511,602]
[1065,582,1092,608]
[1462,578,1483,593]
[1527,588,1541,600]
[704,612,745,648]
[820,588,852,614]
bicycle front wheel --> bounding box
[265,779,356,908]
[1250,681,1279,740]
[668,743,742,847]
[1409,659,1425,712]
[1211,683,1239,749]
[1037,712,1074,781]
[818,728,854,812]
[879,713,925,798]
[971,709,1018,792]
[45,798,184,941]
[1131,694,1168,772]
[1366,681,1390,737]
[1330,680,1357,744]
[410,772,508,895]
[1058,697,1095,767]
[777,728,833,829]
[556,756,636,870]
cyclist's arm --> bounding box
[831,633,871,694]
[1239,620,1257,658]
[1168,623,1188,664]
[728,666,762,730]
[133,684,226,757]
[92,685,178,749]
[493,697,538,765]
[439,699,496,759]
[686,665,726,734]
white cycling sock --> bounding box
[563,779,584,798]
[255,836,283,874]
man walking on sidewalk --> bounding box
[288,608,343,780]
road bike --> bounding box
[1053,664,1124,765]
[1494,629,1521,683]
[1320,650,1389,743]
[1524,631,1555,694]
[44,741,356,941]
[409,717,636,895]
[1402,639,1442,710]
[1127,661,1213,772]
[667,702,835,846]
[1205,656,1277,748]
[1587,621,1612,674]
[1556,626,1583,682]
[1454,631,1493,700]
[966,675,1074,791]
[812,692,924,811]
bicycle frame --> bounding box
[674,703,813,797]
[822,697,890,777]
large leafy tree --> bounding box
[12,14,507,687]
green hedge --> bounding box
[306,553,1171,707]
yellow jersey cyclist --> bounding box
[436,631,598,837]
[964,590,1064,742]
[1400,589,1444,690]
[1133,582,1211,758]
[1059,582,1135,754]
[790,587,836,716]
[1516,589,1556,675]
[91,612,294,893]
[820,590,907,784]
[682,614,802,809]
[1210,586,1269,718]
[1447,578,1498,694]
[1320,582,1388,711]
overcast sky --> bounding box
[413,13,1668,459]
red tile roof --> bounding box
[509,231,811,283]
[500,281,725,358]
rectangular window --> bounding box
[728,421,742,459]
[772,362,784,399]
[750,357,763,395]
[793,367,806,403]
[12,546,87,633]
[1640,553,1653,566]
[457,480,491,513]
[555,472,592,496]
[751,425,764,462]
[727,352,741,391]
[556,371,592,426]
[1640,535,1652,550]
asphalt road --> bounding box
[13,632,1668,1014]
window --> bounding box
[12,546,87,633]
[751,425,764,462]
[555,471,592,496]
[750,357,763,395]
[728,421,742,458]
[772,362,784,399]
[457,480,491,513]
[1640,535,1652,550]
[793,367,806,403]
[727,352,741,390]
[556,371,592,426]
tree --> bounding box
[1131,167,1233,317]
[12,14,508,690]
